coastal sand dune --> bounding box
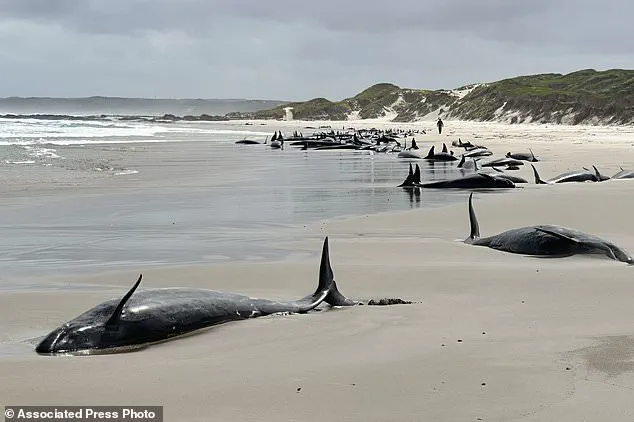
[0,119,633,421]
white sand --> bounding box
[1,119,633,421]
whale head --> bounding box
[36,323,107,355]
[36,275,144,355]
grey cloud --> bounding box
[0,0,632,99]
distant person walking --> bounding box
[437,117,444,135]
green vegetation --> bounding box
[449,69,634,124]
[251,69,634,125]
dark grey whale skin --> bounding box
[464,193,633,264]
[612,168,634,179]
[419,173,515,189]
[36,237,355,355]
[530,164,607,184]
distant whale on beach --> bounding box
[418,173,515,189]
[505,149,538,162]
[396,164,515,189]
[35,237,357,355]
[611,167,634,179]
[424,145,458,162]
[464,193,633,264]
[530,164,606,184]
[481,157,524,168]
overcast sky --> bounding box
[0,0,632,100]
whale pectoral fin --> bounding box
[491,166,503,173]
[601,245,618,261]
[477,172,496,181]
[534,228,580,244]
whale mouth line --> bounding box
[37,343,150,356]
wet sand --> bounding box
[1,119,633,421]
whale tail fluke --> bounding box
[531,164,546,184]
[414,164,421,184]
[315,237,357,306]
[398,163,414,187]
[465,192,481,244]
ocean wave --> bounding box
[0,118,271,145]
[114,169,140,176]
[0,118,171,139]
[4,160,36,165]
[23,145,61,159]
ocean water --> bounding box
[0,116,481,283]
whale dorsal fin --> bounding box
[530,164,546,184]
[425,145,435,159]
[442,143,448,153]
[105,274,142,329]
[466,192,480,242]
[592,165,608,181]
[414,164,421,184]
[457,155,466,168]
[398,163,414,187]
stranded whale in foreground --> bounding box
[36,237,357,355]
[464,193,633,264]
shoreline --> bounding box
[1,119,634,421]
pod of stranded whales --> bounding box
[35,128,633,355]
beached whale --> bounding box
[505,149,538,162]
[424,145,458,162]
[530,164,604,184]
[417,173,515,189]
[36,237,357,355]
[464,193,633,264]
[481,158,524,168]
[457,155,481,170]
[397,150,423,159]
[452,138,476,149]
[612,168,634,179]
[489,167,528,183]
[462,148,493,158]
[235,139,263,145]
[398,163,422,188]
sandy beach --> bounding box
[1,118,633,421]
